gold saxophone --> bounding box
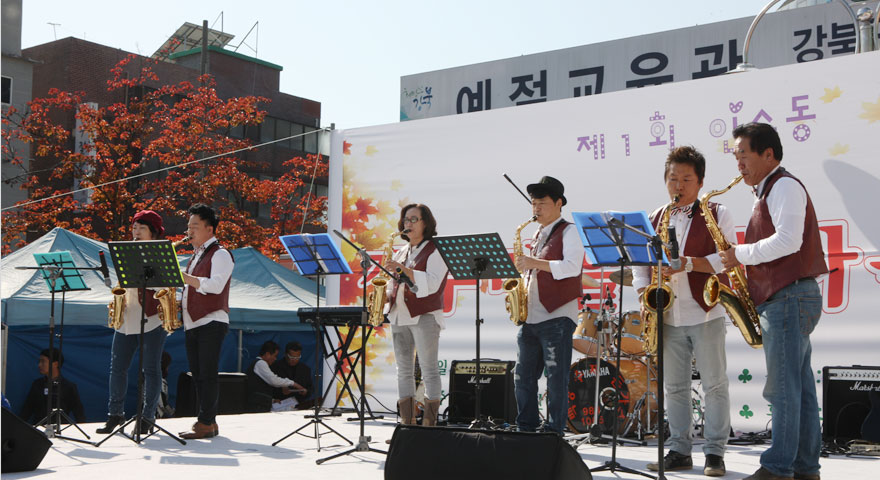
[366,230,403,326]
[503,216,537,326]
[700,176,762,348]
[640,195,678,356]
[108,283,127,329]
[154,237,189,333]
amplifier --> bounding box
[822,365,880,442]
[448,360,517,424]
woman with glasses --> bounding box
[384,203,449,429]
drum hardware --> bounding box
[620,354,660,440]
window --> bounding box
[275,119,292,148]
[1,76,11,105]
[289,123,304,151]
[260,117,276,144]
[304,126,318,153]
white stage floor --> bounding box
[7,410,877,479]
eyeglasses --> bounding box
[403,216,422,224]
[287,354,302,360]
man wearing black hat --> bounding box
[513,176,585,435]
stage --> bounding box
[6,410,876,479]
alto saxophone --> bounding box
[700,176,762,348]
[503,216,537,326]
[366,230,403,326]
[640,195,678,356]
[108,283,127,329]
[154,236,189,333]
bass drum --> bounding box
[566,357,658,435]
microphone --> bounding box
[99,251,111,287]
[667,226,682,270]
[396,267,418,293]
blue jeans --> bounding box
[514,317,575,434]
[108,326,167,420]
[757,278,822,477]
[663,317,730,457]
[185,321,228,425]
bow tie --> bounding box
[670,205,692,216]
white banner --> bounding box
[330,50,880,432]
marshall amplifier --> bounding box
[448,360,516,424]
[822,365,880,442]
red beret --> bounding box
[132,210,165,238]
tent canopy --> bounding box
[1,228,323,331]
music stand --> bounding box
[572,211,666,480]
[274,233,353,452]
[16,252,93,444]
[94,240,186,446]
[432,232,518,429]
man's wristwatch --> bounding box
[684,256,694,273]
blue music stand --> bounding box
[571,211,665,480]
[275,233,353,453]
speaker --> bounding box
[175,372,248,417]
[822,365,880,442]
[447,360,516,424]
[2,407,52,473]
[386,425,591,480]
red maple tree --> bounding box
[1,54,327,258]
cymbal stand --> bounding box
[622,353,659,440]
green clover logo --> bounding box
[738,369,753,383]
[739,405,754,419]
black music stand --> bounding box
[95,240,186,446]
[573,211,666,480]
[433,232,518,429]
[274,233,353,452]
[16,252,92,444]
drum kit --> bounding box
[567,269,659,440]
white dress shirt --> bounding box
[524,216,586,325]
[117,287,162,335]
[734,166,808,266]
[632,202,735,327]
[253,358,296,388]
[182,237,234,330]
[386,240,449,328]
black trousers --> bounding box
[185,321,228,425]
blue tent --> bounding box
[1,228,325,422]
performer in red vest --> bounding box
[632,147,733,477]
[514,176,584,435]
[384,203,449,429]
[721,123,827,480]
[179,203,234,440]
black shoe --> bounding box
[96,415,124,434]
[704,454,726,477]
[647,450,693,472]
[136,418,154,435]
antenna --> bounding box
[47,22,60,40]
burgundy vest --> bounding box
[534,220,583,313]
[650,202,728,312]
[744,168,828,305]
[387,240,447,317]
[185,242,234,322]
[137,290,160,317]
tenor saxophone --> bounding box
[503,216,537,326]
[700,176,762,348]
[154,236,188,333]
[366,230,403,326]
[640,195,678,355]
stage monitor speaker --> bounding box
[2,407,52,473]
[447,359,516,424]
[822,365,880,442]
[386,425,591,480]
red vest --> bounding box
[744,168,827,305]
[650,202,728,312]
[185,242,234,322]
[137,290,160,317]
[534,220,583,313]
[387,240,447,317]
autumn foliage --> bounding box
[1,54,327,257]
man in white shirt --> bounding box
[179,203,234,440]
[721,123,827,480]
[633,147,733,477]
[245,341,306,412]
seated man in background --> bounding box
[245,341,306,412]
[271,341,314,409]
[19,349,86,425]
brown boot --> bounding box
[422,399,441,426]
[386,397,417,444]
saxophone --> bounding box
[107,283,127,329]
[154,237,189,333]
[700,176,762,348]
[366,230,403,326]
[503,216,537,326]
[640,195,678,356]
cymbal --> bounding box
[581,273,600,288]
[609,268,633,286]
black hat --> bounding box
[527,176,567,206]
